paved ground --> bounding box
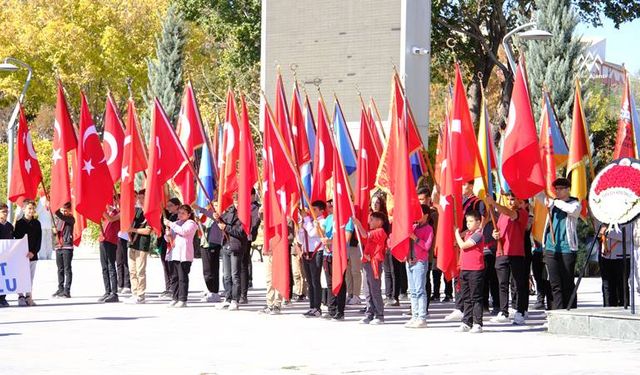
[1,253,639,375]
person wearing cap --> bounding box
[544,178,581,310]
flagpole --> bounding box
[539,90,556,245]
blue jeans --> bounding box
[407,260,428,320]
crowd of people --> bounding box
[1,178,638,334]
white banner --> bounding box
[0,237,32,294]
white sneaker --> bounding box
[455,324,471,332]
[370,318,384,325]
[174,301,187,308]
[470,324,483,333]
[508,307,516,316]
[167,300,178,308]
[404,319,416,328]
[126,296,139,305]
[413,319,428,328]
[347,295,362,305]
[228,301,239,311]
[512,312,526,325]
[490,312,510,323]
[121,288,132,295]
[217,301,231,310]
[203,293,222,303]
[444,309,463,321]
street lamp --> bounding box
[503,21,553,72]
[0,57,33,221]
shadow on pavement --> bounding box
[0,316,157,325]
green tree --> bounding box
[143,3,187,128]
[524,0,583,132]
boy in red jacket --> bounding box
[454,210,485,333]
[354,212,388,325]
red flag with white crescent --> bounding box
[9,105,43,204]
[102,93,125,183]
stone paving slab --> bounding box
[1,257,639,374]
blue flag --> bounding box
[196,139,216,208]
[631,89,640,158]
[410,153,423,184]
[305,99,316,162]
[333,102,357,175]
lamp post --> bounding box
[0,57,33,221]
[502,21,553,72]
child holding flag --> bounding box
[354,212,388,325]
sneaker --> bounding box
[331,313,345,321]
[404,319,417,328]
[158,292,173,301]
[174,301,187,308]
[207,293,222,303]
[533,301,546,310]
[103,294,119,303]
[512,312,526,325]
[455,323,471,332]
[259,306,272,314]
[217,301,231,310]
[238,296,249,305]
[444,309,463,321]
[121,288,132,295]
[490,308,500,316]
[98,293,110,302]
[117,287,124,294]
[347,295,362,305]
[384,300,400,307]
[470,324,483,333]
[399,293,408,301]
[508,307,517,316]
[370,318,384,325]
[18,296,27,307]
[321,312,334,320]
[304,309,322,318]
[26,296,36,306]
[270,306,282,315]
[167,300,178,308]
[61,292,71,299]
[490,312,510,323]
[442,296,452,303]
[228,301,239,311]
[359,317,372,324]
[414,319,428,328]
[52,290,63,298]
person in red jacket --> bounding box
[454,210,485,333]
[354,212,388,325]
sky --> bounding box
[576,18,640,75]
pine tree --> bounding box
[143,4,186,131]
[523,0,584,134]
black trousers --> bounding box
[100,241,118,295]
[461,270,485,327]
[509,251,532,310]
[116,238,130,289]
[394,257,408,296]
[240,242,252,298]
[159,244,173,293]
[600,257,629,307]
[431,261,453,298]
[495,255,528,316]
[302,251,323,309]
[383,250,395,299]
[532,251,551,307]
[222,248,243,302]
[323,255,347,316]
[454,278,464,311]
[483,253,500,311]
[170,261,192,302]
[56,249,73,293]
[544,251,577,310]
[201,245,221,294]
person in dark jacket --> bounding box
[240,189,262,304]
[14,200,42,306]
[212,203,247,311]
[99,199,120,303]
[0,203,14,306]
[52,202,75,298]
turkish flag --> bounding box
[238,94,258,236]
[9,105,43,204]
[217,88,240,214]
[120,99,148,233]
[75,92,114,224]
[310,98,333,202]
[387,99,422,261]
[391,74,423,154]
[275,73,296,162]
[331,139,354,295]
[262,100,298,300]
[355,105,380,226]
[435,121,460,281]
[102,93,125,183]
[450,64,482,183]
[501,58,545,199]
[613,75,637,159]
[174,82,206,204]
[69,149,86,246]
[366,105,384,158]
[290,83,312,166]
[50,81,77,213]
[144,98,191,234]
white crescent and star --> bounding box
[224,122,235,156]
[54,119,62,141]
[24,159,32,174]
[505,104,516,139]
[82,159,95,175]
[103,130,119,166]
[318,142,325,172]
[178,113,192,145]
